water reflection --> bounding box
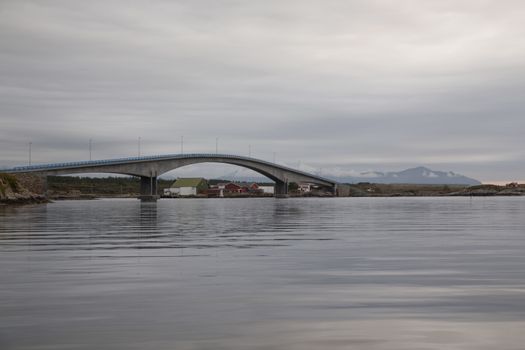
[139,201,157,226]
[1,197,525,349]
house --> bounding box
[298,183,313,192]
[243,183,263,194]
[182,180,274,196]
[165,178,208,196]
[224,182,242,193]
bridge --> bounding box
[2,153,343,200]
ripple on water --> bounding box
[1,197,525,349]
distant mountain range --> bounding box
[330,167,481,185]
[220,166,481,186]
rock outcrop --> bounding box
[0,173,48,205]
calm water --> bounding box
[1,197,525,349]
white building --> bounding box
[258,185,275,194]
[298,183,314,192]
[165,178,208,197]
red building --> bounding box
[224,183,242,193]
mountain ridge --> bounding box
[331,166,481,185]
[213,166,481,185]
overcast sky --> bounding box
[1,0,524,182]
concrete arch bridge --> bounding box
[3,153,344,200]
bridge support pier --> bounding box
[335,184,350,197]
[274,180,289,198]
[138,175,159,202]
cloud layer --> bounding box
[1,0,524,182]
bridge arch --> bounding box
[3,153,338,199]
[156,159,282,183]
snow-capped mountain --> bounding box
[332,166,481,185]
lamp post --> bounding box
[138,137,141,157]
[89,138,92,161]
[181,135,184,154]
[28,142,32,165]
[216,137,219,154]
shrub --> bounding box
[0,173,19,192]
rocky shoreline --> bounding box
[0,196,49,205]
[0,173,48,205]
[347,183,525,197]
[448,185,525,197]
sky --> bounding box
[1,0,524,183]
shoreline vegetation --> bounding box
[1,174,524,206]
[43,176,525,198]
[346,182,525,197]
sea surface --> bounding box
[1,197,525,350]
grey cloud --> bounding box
[1,0,524,182]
